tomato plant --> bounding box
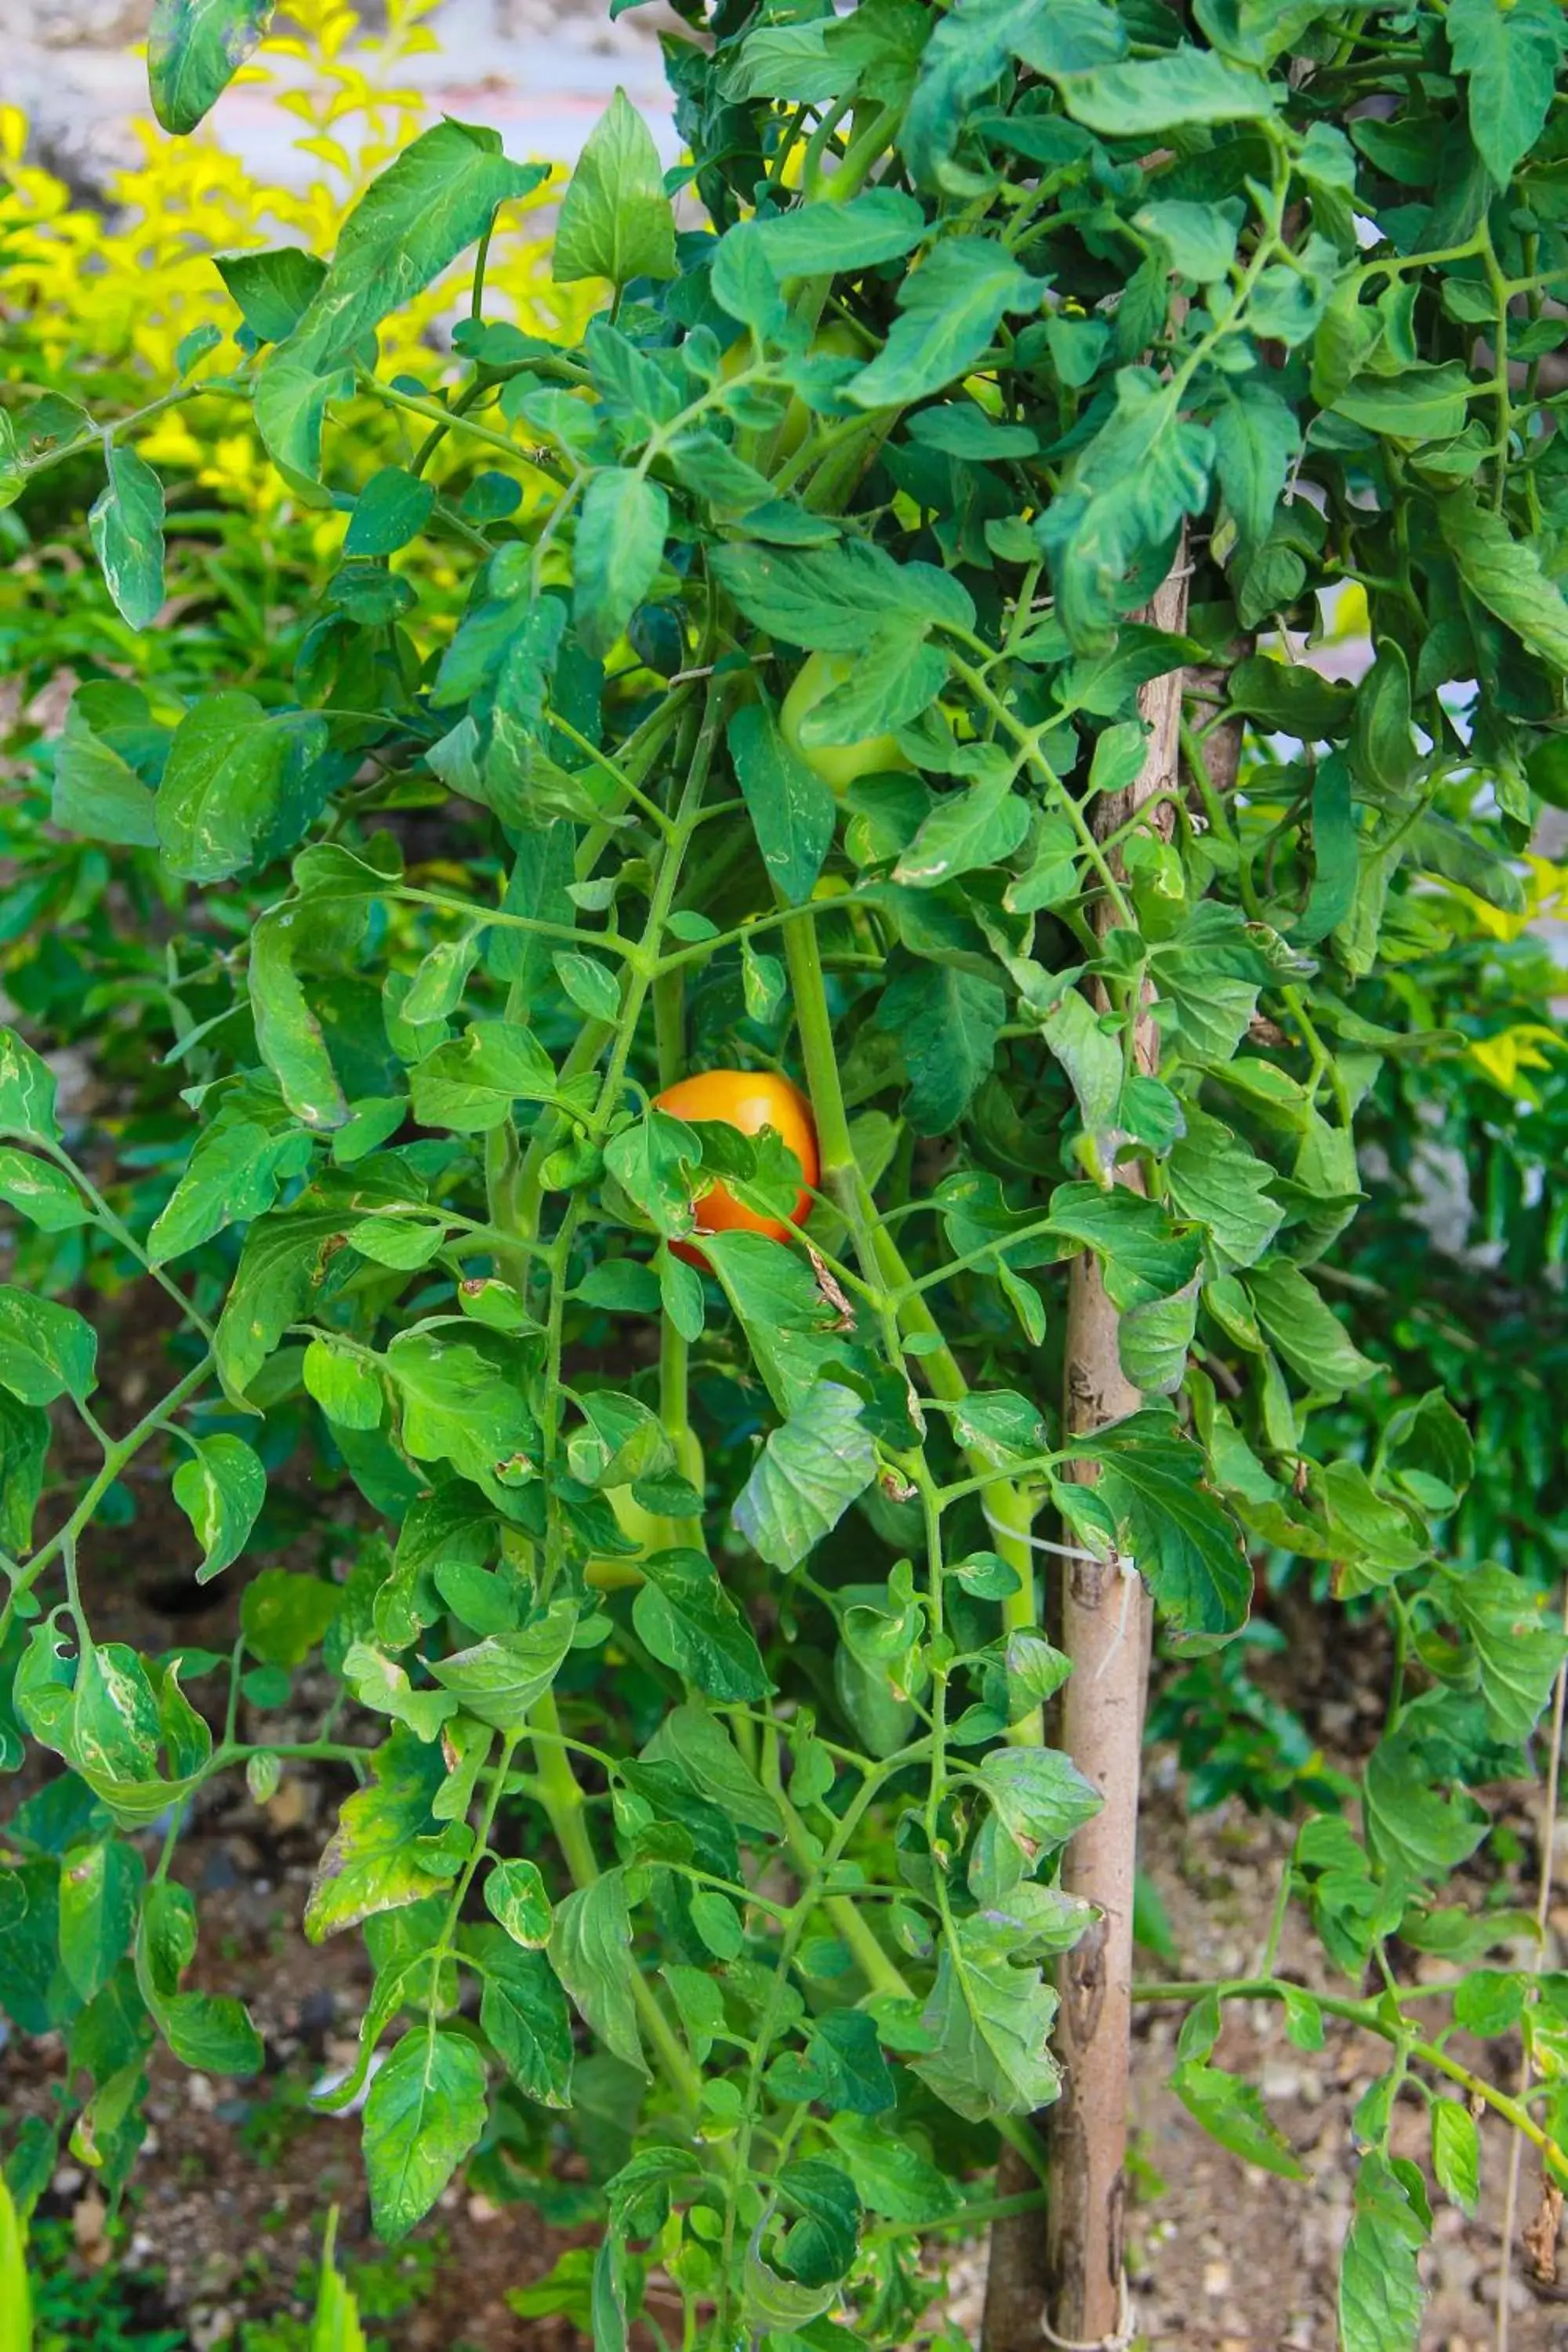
[5,1,1568,2347]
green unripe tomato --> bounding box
[779,651,914,796]
[721,320,865,465]
[585,1430,706,1589]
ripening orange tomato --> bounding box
[655,1069,818,1260]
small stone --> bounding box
[51,2165,84,2198]
[1203,2259,1231,2296]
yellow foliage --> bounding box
[1445,855,1568,945]
[0,0,584,517]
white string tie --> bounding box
[1040,2271,1136,2350]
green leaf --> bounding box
[547,1871,646,2073]
[974,1747,1102,1857]
[1442,1564,1568,1744]
[216,1207,349,1395]
[877,963,1006,1134]
[157,1987,264,2074]
[554,87,675,286]
[242,1567,342,1667]
[1363,1704,1489,1890]
[409,1019,557,1135]
[910,1918,1062,2122]
[1149,902,1276,1063]
[1046,1183,1202,1311]
[303,1730,448,1940]
[158,693,328,884]
[0,1288,96,1406]
[1210,382,1300,562]
[172,1433,267,1582]
[213,245,327,343]
[89,448,165,633]
[633,1550,772,1701]
[342,1643,456,1744]
[50,699,160,848]
[731,1384,877,1573]
[728,702,837,906]
[1447,0,1566,187]
[1431,2099,1479,2216]
[469,1925,574,2107]
[753,190,927,277]
[827,2114,952,2222]
[249,909,348,1133]
[0,1148,89,1234]
[344,466,435,558]
[848,239,1047,410]
[1071,1409,1250,1637]
[895,760,1028,888]
[712,539,975,654]
[1332,363,1471,443]
[574,470,668,660]
[1168,1110,1283,1269]
[310,2212,367,2352]
[604,1109,701,1240]
[148,1101,312,1264]
[552,951,622,1024]
[484,1858,553,1949]
[1137,198,1242,285]
[1246,1258,1379,1394]
[147,0,275,133]
[902,0,1125,191]
[1117,1286,1197,1395]
[0,2169,32,2344]
[641,1702,782,1838]
[777,2158,862,2288]
[286,122,546,374]
[1439,492,1568,676]
[0,1392,49,1555]
[1036,374,1214,650]
[303,1338,385,1430]
[58,1841,144,2005]
[362,2027,488,2242]
[1172,2060,1306,2180]
[1055,45,1278,133]
[0,1029,61,1144]
[427,1600,579,1732]
[1338,2153,1426,2352]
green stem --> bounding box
[0,1355,215,1639]
[1133,1979,1568,2179]
[780,904,1044,1737]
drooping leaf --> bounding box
[547,1870,646,2074]
[361,2027,488,2242]
[147,0,276,134]
[731,1384,878,1572]
[729,702,837,906]
[574,470,669,660]
[633,1550,773,1700]
[172,1434,267,1582]
[89,449,165,633]
[1069,1410,1250,1637]
[848,240,1048,410]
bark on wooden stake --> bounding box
[982,561,1189,2352]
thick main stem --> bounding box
[984,564,1190,2352]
